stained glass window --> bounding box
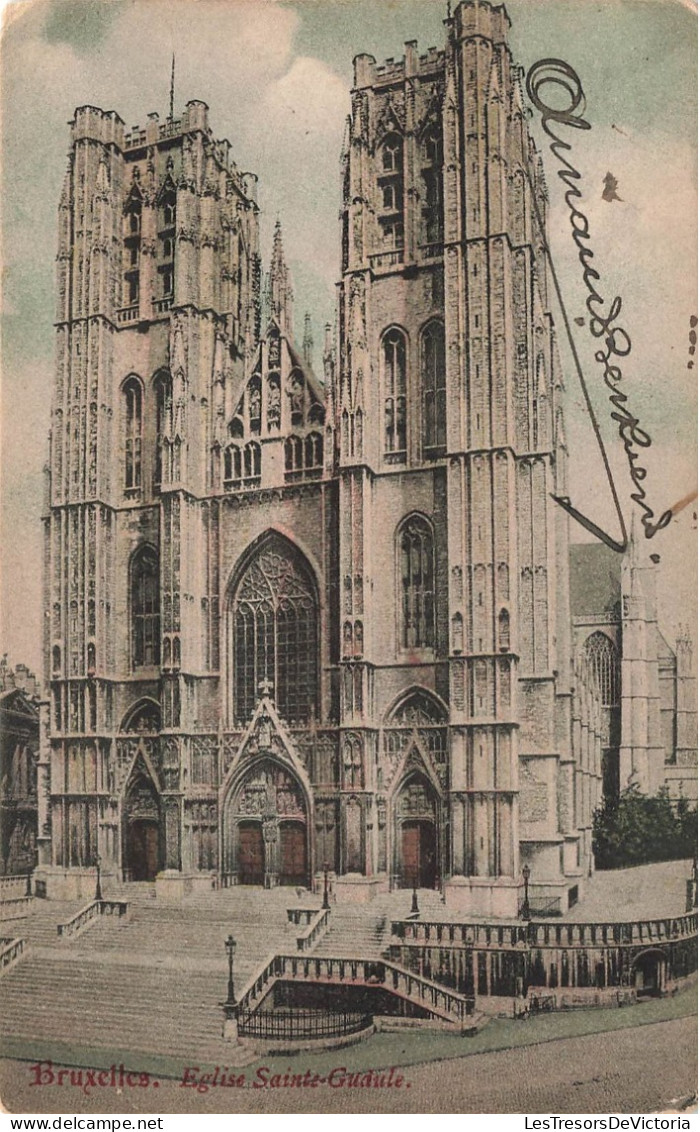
[154,371,172,487]
[124,377,143,490]
[585,632,620,706]
[131,545,160,668]
[383,328,407,456]
[233,536,318,723]
[421,320,446,452]
[399,516,435,649]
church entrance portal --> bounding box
[395,772,440,889]
[238,821,265,885]
[279,821,307,886]
[126,820,160,881]
[123,767,162,882]
[401,820,437,889]
[224,760,310,888]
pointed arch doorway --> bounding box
[394,771,440,889]
[223,759,311,888]
[123,763,162,882]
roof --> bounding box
[569,543,622,619]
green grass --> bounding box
[1,985,696,1084]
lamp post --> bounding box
[521,864,531,921]
[94,853,103,903]
[225,934,237,1007]
[322,861,330,911]
[410,879,420,918]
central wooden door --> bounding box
[127,820,160,881]
[279,821,307,886]
[401,822,421,888]
[238,821,265,885]
[400,820,437,888]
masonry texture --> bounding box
[35,0,696,915]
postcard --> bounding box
[0,0,696,1117]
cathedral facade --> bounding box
[39,0,688,916]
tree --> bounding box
[592,785,698,870]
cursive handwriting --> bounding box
[525,59,673,550]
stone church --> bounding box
[35,0,695,915]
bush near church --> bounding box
[593,786,698,870]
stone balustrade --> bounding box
[235,951,473,1029]
[0,897,33,921]
[392,911,698,950]
[287,907,319,927]
[57,899,129,940]
[0,936,27,976]
[0,876,31,899]
[296,907,330,952]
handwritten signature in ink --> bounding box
[525,58,674,552]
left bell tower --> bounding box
[38,103,261,898]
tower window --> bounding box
[131,545,160,668]
[224,444,242,485]
[381,136,402,172]
[421,126,444,244]
[382,327,407,457]
[123,191,142,307]
[378,132,403,246]
[398,515,435,650]
[154,371,172,487]
[123,377,143,491]
[382,182,401,213]
[421,320,446,452]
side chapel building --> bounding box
[36,0,696,914]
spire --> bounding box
[266,219,294,335]
[303,313,313,367]
[169,54,175,122]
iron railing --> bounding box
[238,1007,372,1041]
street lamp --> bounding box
[410,877,420,918]
[521,864,531,921]
[225,934,237,1007]
[322,861,330,911]
[94,853,103,903]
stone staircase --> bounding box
[1,900,86,947]
[0,885,478,1060]
[0,886,299,1063]
[69,886,298,985]
[313,889,448,958]
[0,950,237,1062]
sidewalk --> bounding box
[562,859,694,922]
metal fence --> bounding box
[237,1007,372,1041]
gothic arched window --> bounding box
[421,125,443,245]
[382,328,407,457]
[157,183,176,300]
[153,371,172,487]
[243,442,261,481]
[131,545,160,669]
[224,444,242,485]
[378,133,404,250]
[123,377,143,491]
[232,535,318,724]
[381,134,402,173]
[585,632,620,706]
[420,320,446,452]
[123,190,142,307]
[398,516,435,649]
